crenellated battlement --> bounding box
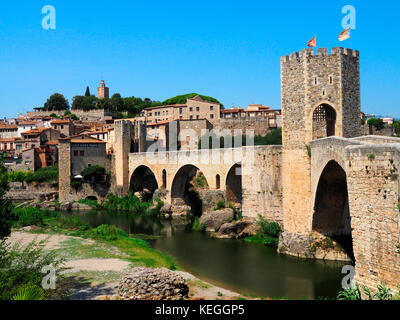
[280,47,359,63]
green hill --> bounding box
[158,93,223,107]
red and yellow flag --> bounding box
[339,28,351,41]
[307,35,317,47]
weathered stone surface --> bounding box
[160,203,172,214]
[71,202,92,211]
[201,190,225,214]
[60,202,72,211]
[199,208,234,232]
[215,218,260,239]
[279,231,351,262]
[170,204,191,217]
[118,267,189,300]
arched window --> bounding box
[312,104,336,139]
[162,169,167,188]
[216,174,220,190]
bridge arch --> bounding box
[171,164,209,216]
[225,162,242,205]
[312,160,354,260]
[130,165,159,200]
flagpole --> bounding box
[350,30,353,49]
[315,32,317,53]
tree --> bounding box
[96,97,111,110]
[72,95,96,111]
[391,121,400,135]
[71,95,84,110]
[110,93,124,112]
[0,161,12,239]
[367,118,385,131]
[43,93,69,111]
[81,165,106,182]
[85,86,91,97]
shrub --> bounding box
[214,200,226,211]
[0,160,13,238]
[90,224,127,241]
[101,193,149,214]
[192,217,205,232]
[245,215,282,247]
[195,174,208,188]
[0,239,64,300]
[8,171,29,183]
[25,165,58,183]
[337,282,399,300]
[81,165,106,182]
[12,207,57,227]
[70,180,82,190]
[11,283,46,300]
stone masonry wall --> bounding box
[58,140,71,203]
[346,144,400,290]
[212,118,278,137]
[241,145,283,222]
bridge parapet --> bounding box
[310,136,400,291]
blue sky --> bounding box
[0,0,399,118]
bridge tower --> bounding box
[114,120,147,196]
[280,47,361,255]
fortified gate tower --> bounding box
[280,47,361,253]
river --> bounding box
[68,210,348,299]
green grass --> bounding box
[11,206,177,270]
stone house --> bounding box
[58,135,111,177]
[139,95,221,124]
[51,119,74,137]
[0,138,16,152]
[17,121,37,137]
[0,124,18,139]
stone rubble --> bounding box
[118,267,189,300]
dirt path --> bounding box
[7,229,248,300]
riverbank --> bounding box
[7,227,254,300]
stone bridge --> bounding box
[124,145,282,221]
[307,136,400,289]
[109,47,400,291]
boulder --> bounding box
[71,202,92,211]
[201,190,225,213]
[60,202,72,211]
[215,218,259,239]
[39,201,56,211]
[170,205,191,217]
[119,267,189,300]
[199,208,234,232]
[160,203,172,216]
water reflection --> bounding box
[67,210,346,299]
